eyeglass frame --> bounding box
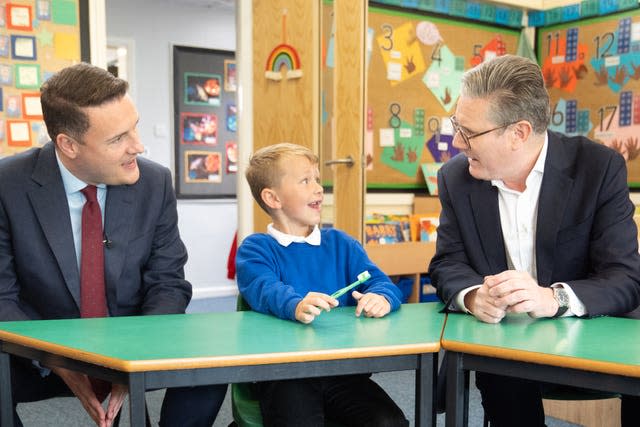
[449,115,518,149]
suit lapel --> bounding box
[103,184,135,315]
[28,143,81,309]
[536,133,574,286]
[469,183,508,274]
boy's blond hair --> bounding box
[246,143,319,214]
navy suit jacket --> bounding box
[428,131,640,317]
[0,142,191,321]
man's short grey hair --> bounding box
[461,54,550,134]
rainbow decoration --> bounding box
[265,44,303,80]
[265,9,303,81]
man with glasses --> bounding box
[428,55,640,426]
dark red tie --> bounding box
[80,185,110,401]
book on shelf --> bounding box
[365,213,410,244]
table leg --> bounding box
[445,351,467,427]
[128,373,146,427]
[415,353,436,427]
[0,351,13,427]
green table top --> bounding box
[442,313,640,377]
[0,302,444,372]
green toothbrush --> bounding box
[330,271,372,299]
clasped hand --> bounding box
[52,366,128,427]
[295,291,391,324]
[465,270,558,324]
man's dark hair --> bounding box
[40,62,129,142]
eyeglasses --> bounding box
[449,115,516,149]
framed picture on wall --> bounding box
[224,60,236,92]
[184,72,221,106]
[11,35,37,60]
[173,45,236,198]
[180,112,217,145]
[184,150,222,183]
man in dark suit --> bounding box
[428,55,640,427]
[0,63,226,426]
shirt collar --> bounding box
[267,223,321,247]
[491,132,548,192]
[55,150,107,195]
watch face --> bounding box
[554,288,569,307]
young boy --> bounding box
[236,143,408,427]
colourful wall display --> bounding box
[0,0,87,157]
[538,8,640,187]
[322,5,519,189]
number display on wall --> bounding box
[321,5,519,189]
[538,9,640,187]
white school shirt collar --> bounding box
[267,223,322,247]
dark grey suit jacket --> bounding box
[428,131,640,317]
[0,142,191,321]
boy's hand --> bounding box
[295,292,338,324]
[353,291,391,318]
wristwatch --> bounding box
[552,287,570,318]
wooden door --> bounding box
[321,0,366,241]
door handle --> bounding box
[324,155,355,168]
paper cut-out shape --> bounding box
[415,21,442,46]
[381,120,424,178]
[54,32,79,61]
[52,0,77,25]
[376,22,425,86]
[422,44,463,112]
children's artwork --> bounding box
[185,73,221,106]
[11,36,37,60]
[0,0,86,155]
[0,65,11,86]
[321,5,519,189]
[22,93,43,119]
[538,9,640,187]
[180,113,217,145]
[185,151,222,183]
[421,162,443,195]
[7,120,31,146]
[15,64,40,89]
[0,36,8,58]
[226,103,237,132]
[36,0,51,20]
[224,60,237,92]
[6,95,21,118]
[7,4,32,31]
[225,141,237,173]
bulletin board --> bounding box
[537,9,640,188]
[172,45,237,198]
[0,0,89,157]
[321,5,519,189]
